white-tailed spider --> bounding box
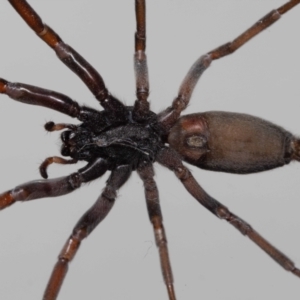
[1,1,300,299]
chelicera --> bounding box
[0,1,300,299]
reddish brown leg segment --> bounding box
[157,147,300,278]
[0,78,120,124]
[0,175,81,210]
[0,78,80,118]
[158,0,300,131]
[137,163,176,300]
[0,158,108,210]
[7,0,125,112]
[43,165,132,300]
[133,0,150,119]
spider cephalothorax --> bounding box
[1,1,300,300]
[54,106,163,169]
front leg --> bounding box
[7,0,125,112]
[0,158,108,210]
[0,78,81,118]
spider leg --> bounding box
[43,165,131,300]
[0,78,82,118]
[7,0,125,112]
[133,0,150,120]
[137,163,176,300]
[158,0,300,131]
[0,158,108,210]
[0,78,120,123]
[157,147,300,278]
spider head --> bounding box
[60,126,96,160]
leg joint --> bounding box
[68,173,82,189]
[174,166,190,181]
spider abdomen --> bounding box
[168,111,295,174]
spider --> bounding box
[0,0,300,300]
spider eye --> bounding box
[61,130,72,142]
[61,145,70,156]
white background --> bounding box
[0,1,300,299]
